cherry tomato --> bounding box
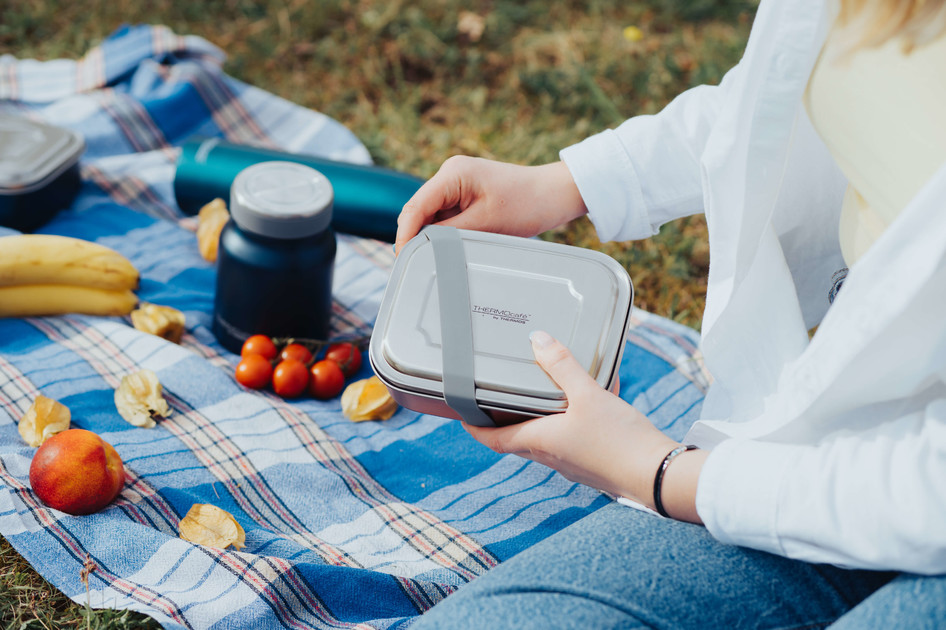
[235,354,273,389]
[241,334,277,360]
[280,343,313,365]
[272,359,309,398]
[308,359,345,399]
[325,342,362,377]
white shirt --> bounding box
[561,0,946,574]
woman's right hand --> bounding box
[394,157,588,254]
[463,330,707,523]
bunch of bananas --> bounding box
[0,235,139,317]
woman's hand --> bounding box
[395,158,588,253]
[464,331,707,523]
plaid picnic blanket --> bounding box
[0,25,709,629]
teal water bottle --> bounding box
[174,139,424,242]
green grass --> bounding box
[0,0,754,625]
[0,535,161,628]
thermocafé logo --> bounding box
[472,305,532,325]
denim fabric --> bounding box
[411,502,898,629]
[828,573,946,630]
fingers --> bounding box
[529,330,598,396]
[462,418,547,456]
[395,181,455,253]
[427,203,492,232]
[395,157,470,254]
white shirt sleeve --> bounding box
[559,61,744,243]
[696,400,946,574]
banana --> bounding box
[0,235,141,318]
[0,234,139,291]
[0,285,138,318]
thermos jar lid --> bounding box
[230,161,334,239]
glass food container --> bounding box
[369,226,633,426]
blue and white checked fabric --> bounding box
[0,26,708,629]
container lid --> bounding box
[370,228,633,414]
[230,161,334,239]
[0,115,85,194]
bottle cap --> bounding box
[230,161,334,239]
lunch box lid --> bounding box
[0,115,85,194]
[370,227,633,414]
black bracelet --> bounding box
[653,444,699,518]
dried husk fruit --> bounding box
[114,369,171,428]
[18,395,71,447]
[341,376,398,422]
[130,302,186,344]
[196,198,229,263]
[179,503,246,550]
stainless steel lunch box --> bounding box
[0,114,85,232]
[369,226,633,426]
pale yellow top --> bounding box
[805,31,946,265]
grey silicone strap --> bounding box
[425,226,495,427]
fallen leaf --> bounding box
[623,25,644,43]
[458,11,486,43]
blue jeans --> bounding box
[411,501,945,629]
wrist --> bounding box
[657,448,707,524]
[536,161,588,226]
[612,432,706,524]
[612,429,678,507]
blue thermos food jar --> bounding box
[212,161,336,354]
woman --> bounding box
[396,0,946,627]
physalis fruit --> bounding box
[114,369,171,428]
[179,503,246,550]
[18,395,71,447]
[341,376,398,422]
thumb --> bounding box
[529,331,598,395]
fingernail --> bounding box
[529,330,554,347]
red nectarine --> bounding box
[29,429,125,515]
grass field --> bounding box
[1,0,754,625]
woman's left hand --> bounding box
[464,331,706,521]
